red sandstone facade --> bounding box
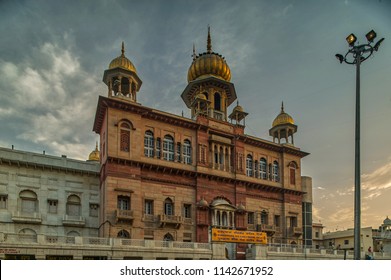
[93,32,310,259]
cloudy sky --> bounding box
[0,0,390,232]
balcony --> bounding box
[289,226,302,236]
[247,224,256,231]
[159,214,182,228]
[257,224,276,235]
[62,215,86,227]
[12,211,42,224]
[115,209,134,223]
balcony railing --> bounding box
[115,209,134,223]
[0,232,212,251]
[257,224,276,235]
[289,226,302,236]
[12,211,42,224]
[213,111,225,121]
[159,214,182,228]
[62,215,86,227]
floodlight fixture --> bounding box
[346,33,357,46]
[366,30,377,43]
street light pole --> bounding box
[336,30,384,260]
[354,50,361,260]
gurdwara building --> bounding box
[93,29,312,259]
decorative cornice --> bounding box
[93,96,201,133]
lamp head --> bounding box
[366,30,377,43]
[374,38,385,51]
[346,33,357,46]
[335,54,344,64]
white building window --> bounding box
[164,198,174,216]
[145,199,154,215]
[246,154,253,176]
[272,160,279,182]
[47,199,58,214]
[89,203,99,217]
[183,204,191,218]
[66,195,81,216]
[0,194,8,209]
[259,158,267,179]
[117,196,130,210]
[144,131,154,157]
[183,140,192,164]
[163,135,174,161]
[20,190,38,213]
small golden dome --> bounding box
[233,104,244,112]
[187,27,231,82]
[197,198,209,208]
[88,142,100,162]
[272,102,295,127]
[195,93,207,100]
[236,202,246,212]
[108,42,137,73]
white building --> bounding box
[0,146,100,240]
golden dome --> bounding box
[272,102,295,127]
[108,42,137,73]
[88,142,100,162]
[187,27,231,82]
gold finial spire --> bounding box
[121,41,125,56]
[192,43,196,61]
[281,101,284,112]
[95,141,98,151]
[207,25,212,53]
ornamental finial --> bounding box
[207,25,212,53]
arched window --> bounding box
[163,233,174,241]
[214,92,221,111]
[66,195,81,216]
[272,161,279,182]
[120,122,131,152]
[18,228,37,243]
[246,154,253,177]
[163,135,174,161]
[67,231,80,237]
[144,130,154,157]
[289,161,298,185]
[19,190,38,213]
[259,158,267,179]
[164,198,174,216]
[121,77,130,96]
[117,229,130,238]
[183,139,192,164]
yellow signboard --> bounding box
[211,228,267,244]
